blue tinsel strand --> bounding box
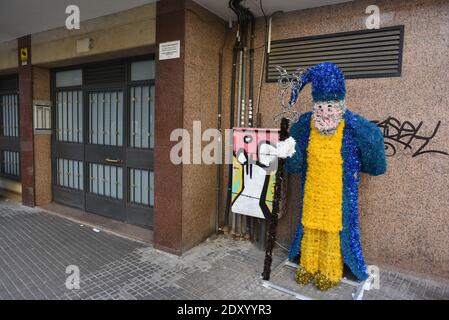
[285,112,311,261]
[341,110,368,280]
[290,62,346,104]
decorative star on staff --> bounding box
[274,66,306,123]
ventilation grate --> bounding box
[267,26,404,81]
[0,75,18,92]
[84,62,126,85]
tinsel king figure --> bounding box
[276,62,387,290]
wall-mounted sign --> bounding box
[76,38,93,53]
[33,100,52,132]
[20,48,29,65]
[159,40,180,60]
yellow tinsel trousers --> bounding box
[296,227,343,290]
[295,120,345,291]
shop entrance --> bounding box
[51,57,155,229]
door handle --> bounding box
[105,158,121,164]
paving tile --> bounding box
[0,197,448,300]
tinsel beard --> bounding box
[312,100,346,135]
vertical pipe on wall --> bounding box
[227,0,262,241]
[233,1,244,237]
[215,26,228,232]
[246,8,256,242]
[236,46,246,238]
[223,46,238,229]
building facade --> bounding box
[0,0,448,281]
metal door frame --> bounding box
[84,86,127,222]
[0,74,20,181]
[51,55,155,229]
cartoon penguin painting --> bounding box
[231,129,279,220]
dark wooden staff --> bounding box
[262,117,290,281]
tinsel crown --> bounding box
[290,62,346,104]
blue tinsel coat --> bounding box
[285,110,387,281]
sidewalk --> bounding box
[0,196,448,300]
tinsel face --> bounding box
[312,100,346,135]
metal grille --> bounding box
[129,168,154,206]
[56,90,83,142]
[1,94,19,137]
[56,158,84,190]
[0,75,18,92]
[89,91,124,146]
[51,58,154,228]
[267,26,404,81]
[84,63,126,86]
[130,85,155,149]
[89,163,123,200]
[1,150,20,177]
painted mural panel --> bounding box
[231,128,279,219]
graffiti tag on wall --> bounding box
[372,117,449,158]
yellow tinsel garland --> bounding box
[297,120,345,291]
[302,120,344,232]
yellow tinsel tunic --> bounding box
[297,120,345,289]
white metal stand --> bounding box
[262,259,376,300]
